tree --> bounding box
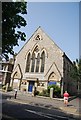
[70,59,81,82]
[2,2,27,60]
[70,59,81,93]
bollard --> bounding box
[14,89,17,99]
[50,88,53,98]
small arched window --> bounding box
[35,53,40,72]
[25,53,31,72]
[31,52,35,72]
[40,51,45,72]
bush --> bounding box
[38,85,61,98]
[7,87,13,91]
[47,84,61,97]
[35,91,39,95]
[38,89,50,97]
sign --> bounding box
[48,81,56,85]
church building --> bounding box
[10,27,77,95]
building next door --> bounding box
[28,81,35,92]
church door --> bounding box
[28,81,34,92]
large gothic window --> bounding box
[25,53,31,72]
[40,51,45,72]
[31,52,35,72]
[35,53,40,72]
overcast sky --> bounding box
[12,2,79,62]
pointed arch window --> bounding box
[41,51,45,72]
[36,53,40,72]
[31,52,35,72]
[25,53,31,72]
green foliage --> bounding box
[35,91,39,95]
[38,89,50,97]
[47,85,61,97]
[34,90,39,96]
[2,2,27,60]
[70,59,81,83]
[38,85,61,97]
[7,87,13,91]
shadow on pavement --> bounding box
[68,96,77,102]
[2,99,81,120]
[2,94,14,100]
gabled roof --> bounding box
[17,26,41,55]
[17,26,64,56]
[15,26,72,63]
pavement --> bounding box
[1,90,81,119]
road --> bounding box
[1,93,78,120]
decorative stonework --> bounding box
[35,34,42,41]
[34,46,39,53]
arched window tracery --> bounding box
[25,53,31,72]
[35,53,40,72]
[40,51,45,72]
[31,52,35,72]
[25,47,46,73]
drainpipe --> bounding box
[61,77,64,97]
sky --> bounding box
[12,2,79,62]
